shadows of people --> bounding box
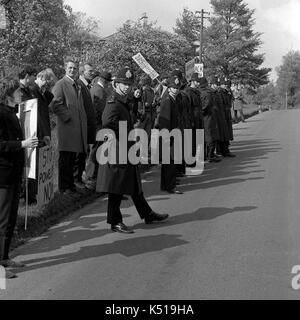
[14,205,257,274]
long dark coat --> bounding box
[158,91,179,191]
[30,83,52,141]
[199,86,219,144]
[176,91,193,130]
[212,89,230,142]
[77,78,96,144]
[51,76,87,153]
[220,88,234,141]
[185,86,203,129]
[96,92,142,196]
[90,83,108,131]
[0,104,25,188]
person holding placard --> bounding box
[0,76,39,278]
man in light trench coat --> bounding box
[51,57,88,194]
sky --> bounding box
[65,0,300,81]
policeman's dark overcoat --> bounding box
[220,88,234,141]
[211,88,230,142]
[199,86,219,144]
[96,92,142,196]
[157,90,180,161]
[184,86,203,129]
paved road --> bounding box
[2,110,300,300]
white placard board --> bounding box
[132,53,159,80]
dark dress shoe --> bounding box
[121,196,129,200]
[111,222,134,234]
[145,211,169,224]
[225,153,236,158]
[167,188,183,194]
[208,158,221,163]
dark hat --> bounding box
[114,67,134,85]
[190,72,202,82]
[198,76,208,87]
[99,71,113,82]
[171,69,183,80]
[168,75,181,89]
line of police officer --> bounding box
[96,66,236,233]
[157,70,235,194]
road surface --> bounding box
[1,109,300,300]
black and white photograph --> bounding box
[1,0,300,306]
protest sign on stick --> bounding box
[19,99,38,179]
[18,98,38,230]
[132,53,159,80]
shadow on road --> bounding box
[15,234,189,273]
[14,205,257,274]
[12,133,279,271]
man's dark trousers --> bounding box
[58,151,77,192]
[107,193,152,225]
[0,182,21,261]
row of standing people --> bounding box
[0,59,239,278]
[131,69,237,194]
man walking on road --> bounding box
[96,67,169,234]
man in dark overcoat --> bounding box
[96,67,169,234]
[75,62,96,188]
[198,77,221,163]
[220,79,235,157]
[159,75,183,194]
[88,71,113,189]
[184,73,203,167]
[50,58,88,194]
[210,77,231,157]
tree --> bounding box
[174,8,207,63]
[276,50,300,108]
[205,0,270,88]
[251,82,277,107]
[82,21,191,79]
[174,8,201,45]
[0,0,100,77]
[0,0,73,75]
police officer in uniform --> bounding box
[184,73,203,167]
[198,77,220,163]
[159,75,183,194]
[96,67,169,234]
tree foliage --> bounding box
[81,21,191,79]
[0,0,100,77]
[276,50,300,108]
[174,0,271,88]
[205,0,270,88]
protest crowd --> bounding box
[0,55,247,279]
